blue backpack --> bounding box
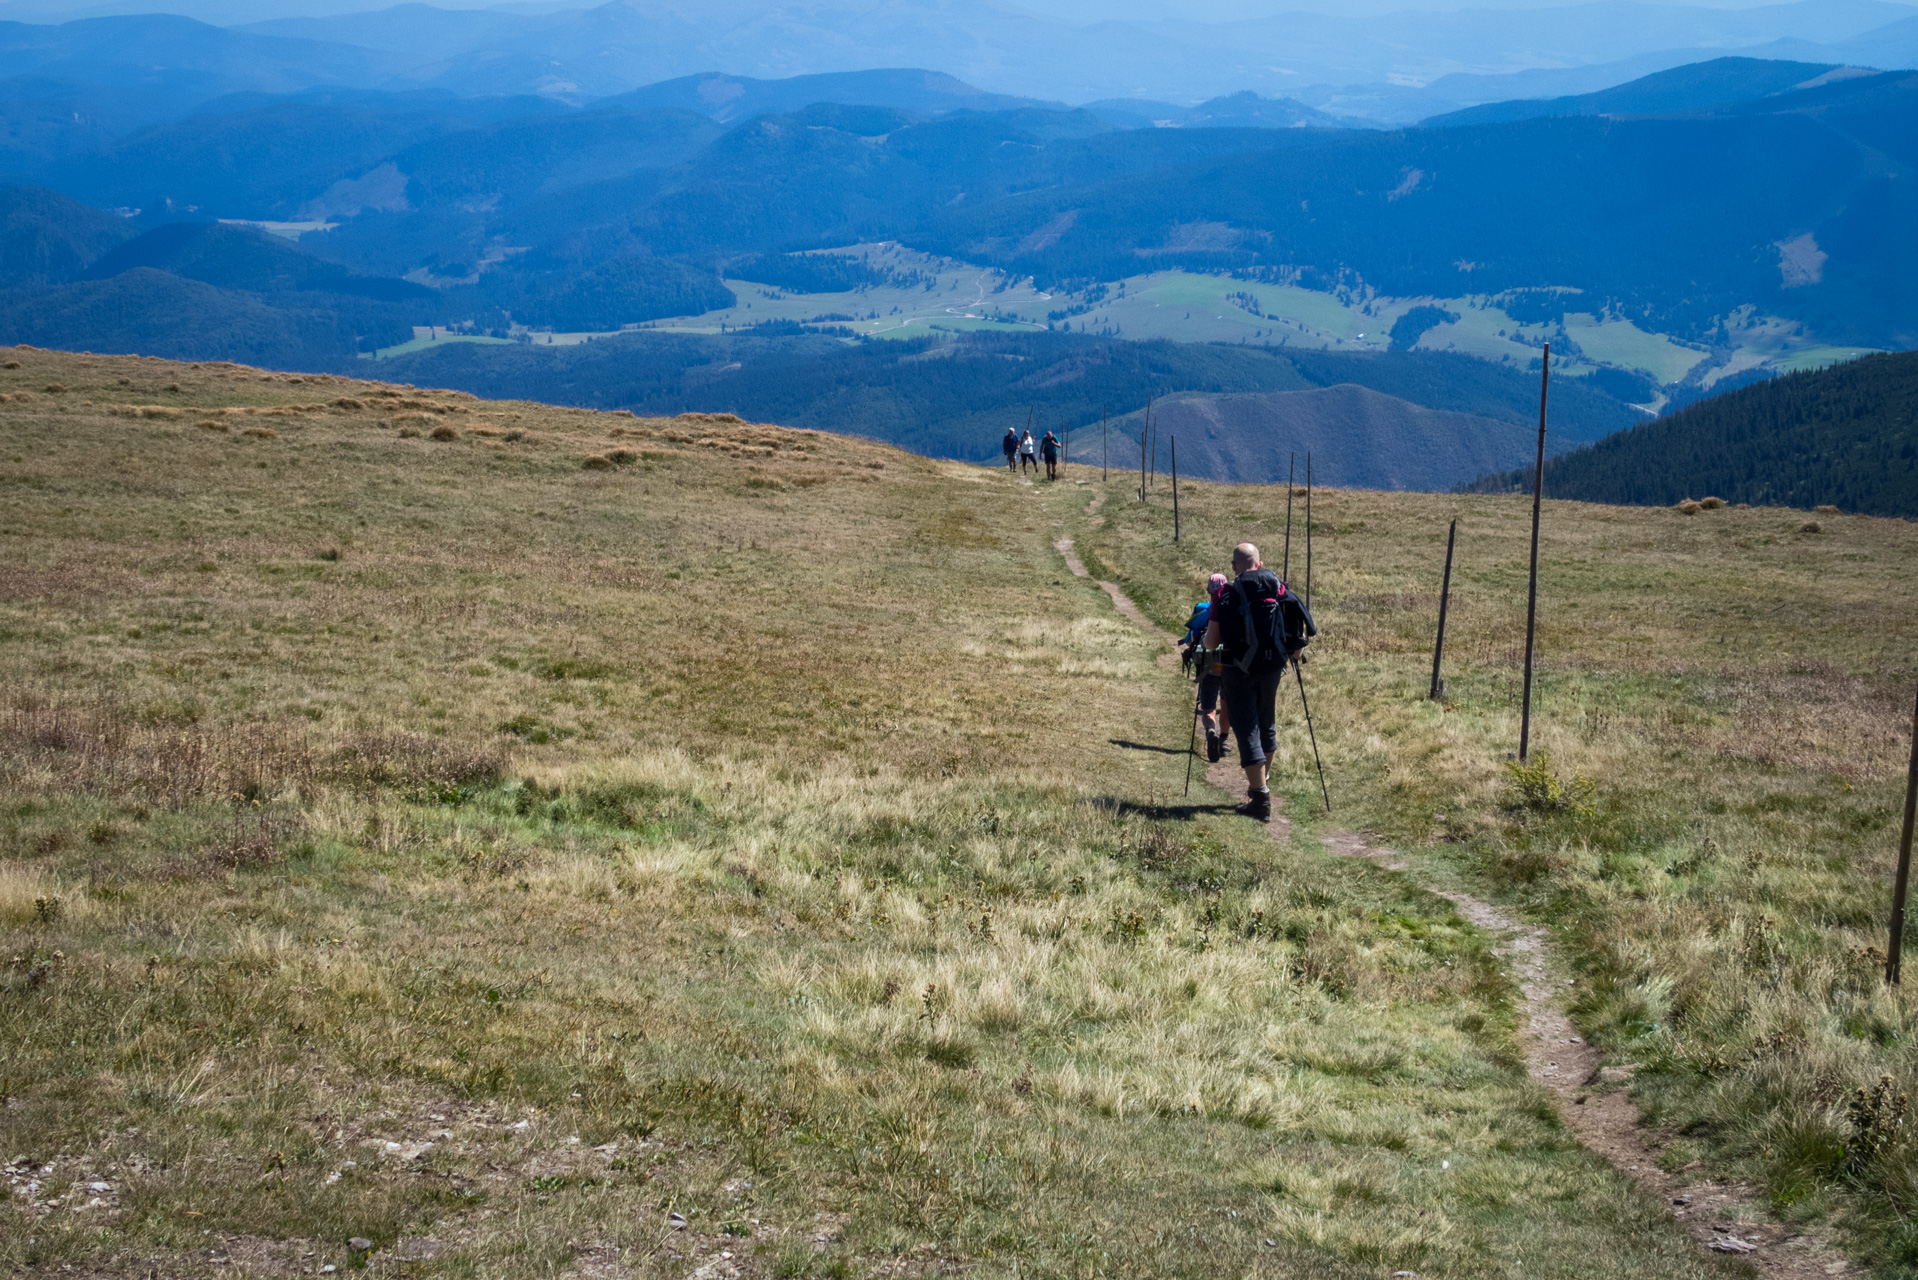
[1181,601,1211,647]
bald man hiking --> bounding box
[1202,542,1316,820]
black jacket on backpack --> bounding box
[1216,569,1316,673]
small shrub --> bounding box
[165,382,181,393]
[43,383,65,393]
[1698,496,1725,509]
[504,430,525,442]
[1677,500,1701,515]
[582,455,614,471]
[1799,521,1822,534]
[195,419,228,432]
[430,425,458,441]
[2,360,18,369]
[332,397,364,410]
[314,547,341,562]
[1502,751,1596,817]
[1846,1074,1910,1172]
[608,449,638,465]
[242,427,277,439]
[1816,504,1841,515]
[397,426,420,438]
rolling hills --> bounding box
[370,330,1640,484]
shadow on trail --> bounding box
[1107,738,1190,755]
[1098,796,1236,822]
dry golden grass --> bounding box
[0,347,1740,1279]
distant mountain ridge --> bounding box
[6,0,1918,117]
[1422,55,1863,125]
[1116,384,1557,489]
[600,70,1062,123]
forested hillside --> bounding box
[1468,349,1918,514]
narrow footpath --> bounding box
[1054,527,1854,1280]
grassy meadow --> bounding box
[1074,472,1918,1273]
[0,344,1900,1279]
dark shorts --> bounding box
[1221,662,1285,768]
[1198,672,1221,714]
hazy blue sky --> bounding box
[6,0,1915,22]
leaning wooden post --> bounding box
[1138,429,1147,500]
[1887,683,1918,984]
[1282,452,1295,580]
[1101,405,1108,484]
[1171,436,1180,543]
[1519,342,1551,763]
[1429,517,1457,700]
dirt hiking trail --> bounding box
[1054,526,1854,1279]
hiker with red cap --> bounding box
[1203,542,1316,820]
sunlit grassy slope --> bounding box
[1077,476,1918,1273]
[0,348,1738,1279]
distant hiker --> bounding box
[1180,573,1232,762]
[1002,426,1019,471]
[1040,430,1061,480]
[1018,430,1039,474]
[1204,543,1315,820]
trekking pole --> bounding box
[1282,452,1295,580]
[1292,656,1331,813]
[1183,684,1203,796]
[1887,681,1918,984]
[1519,343,1550,762]
[1430,517,1457,700]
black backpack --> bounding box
[1225,569,1316,672]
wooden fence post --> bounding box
[1519,343,1551,763]
[1430,517,1457,700]
[1171,436,1180,543]
[1283,453,1295,581]
[1888,683,1918,983]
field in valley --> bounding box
[0,347,1913,1277]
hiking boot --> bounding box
[1205,730,1223,763]
[1235,789,1272,822]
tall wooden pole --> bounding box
[1146,396,1155,493]
[1138,429,1146,500]
[1101,405,1108,483]
[1887,683,1918,984]
[1171,436,1180,543]
[1519,342,1551,763]
[1304,452,1314,614]
[1429,517,1457,701]
[1282,453,1295,581]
